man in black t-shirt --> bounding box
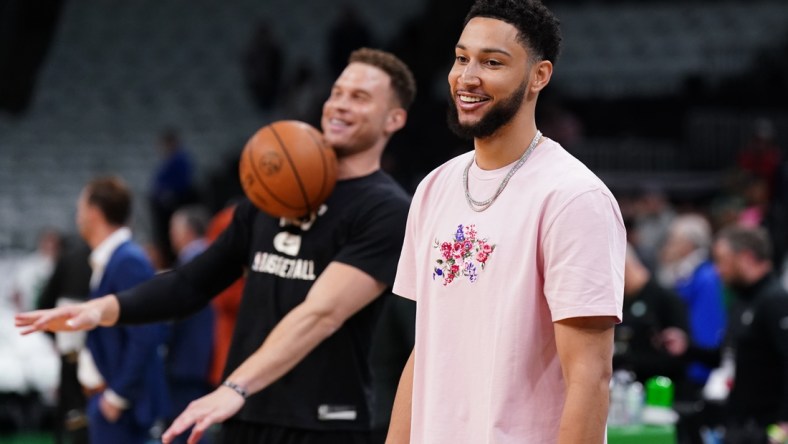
[712,226,788,443]
[16,48,417,444]
[614,246,689,384]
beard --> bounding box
[446,80,527,140]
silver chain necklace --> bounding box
[463,130,542,212]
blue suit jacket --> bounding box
[167,240,214,391]
[86,240,171,428]
[675,260,726,385]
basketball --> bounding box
[239,120,338,219]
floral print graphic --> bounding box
[433,224,495,285]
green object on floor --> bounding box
[645,376,674,407]
[608,424,676,444]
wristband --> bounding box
[222,380,249,399]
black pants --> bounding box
[55,353,88,444]
[219,420,386,444]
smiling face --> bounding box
[447,17,532,139]
[321,62,400,157]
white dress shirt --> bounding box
[89,227,132,291]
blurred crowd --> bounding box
[613,118,788,443]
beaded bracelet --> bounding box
[221,380,249,399]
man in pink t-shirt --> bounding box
[386,1,626,443]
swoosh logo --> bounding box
[273,232,302,256]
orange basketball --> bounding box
[239,120,338,219]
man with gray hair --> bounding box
[166,205,215,444]
[658,214,726,390]
[169,205,212,264]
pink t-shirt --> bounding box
[394,138,625,443]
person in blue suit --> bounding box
[75,176,170,444]
[166,205,215,444]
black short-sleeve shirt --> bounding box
[119,170,410,431]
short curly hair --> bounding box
[465,0,562,64]
[349,48,417,110]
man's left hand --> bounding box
[162,386,245,444]
[99,395,123,423]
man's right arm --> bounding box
[120,201,253,323]
[116,237,245,323]
[16,243,244,333]
[15,292,120,334]
[387,348,414,444]
[16,201,253,333]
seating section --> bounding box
[552,2,788,97]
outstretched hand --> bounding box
[14,296,118,335]
[162,386,245,444]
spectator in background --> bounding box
[658,214,726,393]
[203,147,245,215]
[11,228,61,312]
[4,227,62,398]
[142,240,170,272]
[737,118,782,199]
[621,242,709,444]
[77,176,170,443]
[280,61,325,127]
[632,186,675,273]
[737,175,770,229]
[0,229,62,431]
[204,204,244,388]
[368,290,415,435]
[615,246,689,385]
[538,99,584,149]
[242,20,283,111]
[38,235,92,444]
[712,226,788,443]
[735,174,788,270]
[150,128,197,266]
[170,206,211,266]
[328,4,372,77]
[166,205,215,444]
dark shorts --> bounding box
[219,420,386,444]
